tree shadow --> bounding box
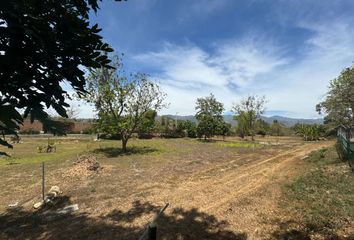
[0,198,247,240]
[270,219,354,240]
[105,200,247,240]
[93,146,158,158]
[196,138,217,143]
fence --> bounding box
[337,125,354,169]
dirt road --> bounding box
[110,140,334,239]
[0,138,334,240]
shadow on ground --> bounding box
[93,146,158,158]
[270,219,354,240]
[0,198,247,240]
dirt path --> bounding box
[146,141,331,208]
[137,141,334,238]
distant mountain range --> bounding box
[162,115,323,127]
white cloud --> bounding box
[259,20,354,118]
[131,19,354,118]
[134,39,289,115]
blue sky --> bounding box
[72,0,354,118]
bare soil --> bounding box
[0,137,338,239]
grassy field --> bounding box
[271,146,354,240]
[0,135,352,239]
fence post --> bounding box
[139,203,169,240]
[42,162,45,201]
[147,222,157,240]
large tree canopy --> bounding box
[195,94,224,140]
[232,95,266,140]
[85,56,167,152]
[0,0,121,151]
[316,66,354,127]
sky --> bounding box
[71,0,354,119]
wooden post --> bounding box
[139,203,169,240]
[42,162,45,201]
[147,222,157,240]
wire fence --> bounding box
[337,125,354,170]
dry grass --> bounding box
[0,135,346,239]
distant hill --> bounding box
[161,114,323,127]
[260,115,323,127]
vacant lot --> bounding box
[0,135,352,239]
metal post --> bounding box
[139,203,169,240]
[42,162,45,201]
[147,222,157,240]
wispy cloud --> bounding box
[134,38,289,115]
[133,18,354,118]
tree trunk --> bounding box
[122,138,128,152]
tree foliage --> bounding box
[85,56,167,151]
[255,118,270,136]
[234,111,250,138]
[316,66,354,126]
[217,121,232,140]
[0,0,122,152]
[195,94,224,140]
[232,95,266,140]
[138,109,157,134]
[293,123,326,141]
[270,120,284,136]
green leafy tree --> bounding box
[85,57,167,152]
[195,94,224,140]
[175,120,197,138]
[184,120,197,138]
[234,111,250,138]
[293,124,326,141]
[232,95,266,140]
[270,120,284,136]
[316,66,354,126]
[255,118,270,136]
[217,121,232,140]
[0,0,122,153]
[138,109,157,134]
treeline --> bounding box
[139,117,333,141]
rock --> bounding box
[44,186,63,202]
[34,201,44,209]
[49,186,62,195]
[8,201,19,208]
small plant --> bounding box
[319,148,327,158]
[37,146,44,153]
[37,139,57,153]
